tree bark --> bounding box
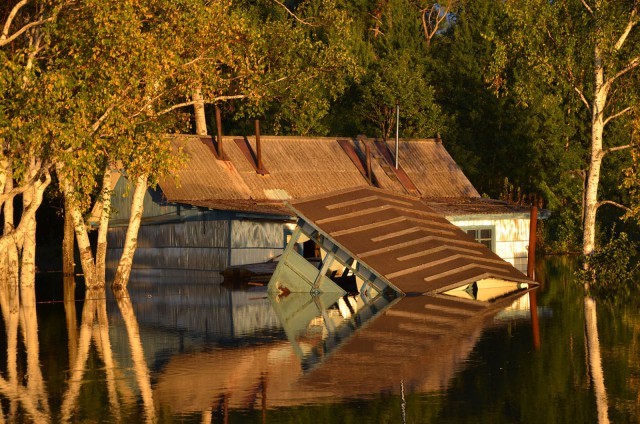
[193,87,208,135]
[56,163,99,289]
[111,174,148,290]
[20,161,39,289]
[62,197,75,277]
[95,167,115,285]
[582,44,608,258]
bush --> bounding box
[576,232,640,302]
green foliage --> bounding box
[576,231,640,301]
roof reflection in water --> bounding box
[154,284,535,414]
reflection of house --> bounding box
[153,287,537,413]
[107,134,536,281]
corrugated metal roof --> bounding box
[160,135,371,209]
[157,135,481,214]
[288,187,532,295]
[424,197,531,216]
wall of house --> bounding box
[447,215,531,274]
[107,178,296,282]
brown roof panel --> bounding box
[424,197,531,216]
[364,138,480,198]
[289,187,533,295]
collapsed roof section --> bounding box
[267,187,534,298]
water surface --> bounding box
[1,257,639,423]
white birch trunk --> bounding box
[193,88,208,135]
[55,164,99,289]
[20,161,39,289]
[1,168,19,288]
[583,44,607,258]
[62,198,75,277]
[95,167,115,285]
[111,174,148,290]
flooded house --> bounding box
[107,133,537,283]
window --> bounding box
[464,227,494,251]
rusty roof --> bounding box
[288,187,533,295]
[156,135,482,214]
[424,197,532,216]
[355,138,480,198]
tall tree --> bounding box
[490,0,640,257]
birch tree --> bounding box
[0,1,60,290]
[491,0,640,258]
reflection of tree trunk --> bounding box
[114,288,156,423]
[93,298,121,420]
[61,290,100,422]
[584,296,610,424]
[20,286,50,417]
[0,278,19,419]
[64,275,78,367]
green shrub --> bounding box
[576,232,640,302]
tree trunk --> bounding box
[583,45,608,259]
[1,167,19,287]
[20,170,38,289]
[111,174,148,290]
[62,197,75,277]
[56,164,99,289]
[95,167,115,285]
[193,88,208,135]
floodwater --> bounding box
[1,257,639,423]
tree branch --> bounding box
[272,0,318,27]
[574,85,592,113]
[603,143,633,155]
[613,8,638,51]
[606,55,640,87]
[155,95,246,117]
[596,200,631,212]
[580,0,594,15]
[1,0,28,41]
[603,106,632,127]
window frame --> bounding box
[461,225,496,252]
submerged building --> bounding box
[107,134,537,282]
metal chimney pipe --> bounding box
[527,205,538,279]
[255,119,263,172]
[215,104,223,158]
[365,142,372,185]
[395,102,399,170]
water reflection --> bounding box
[0,283,49,422]
[2,258,634,422]
[154,285,535,416]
